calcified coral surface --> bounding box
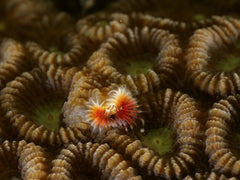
[182,171,237,180]
[0,140,49,180]
[0,0,240,179]
[206,95,240,176]
[47,142,141,179]
[185,16,240,97]
[87,26,183,87]
[100,88,204,179]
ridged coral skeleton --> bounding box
[24,12,94,68]
[47,141,142,179]
[0,140,26,179]
[76,12,130,44]
[87,26,183,88]
[0,38,36,90]
[182,171,237,180]
[100,88,204,179]
[0,0,240,179]
[19,141,49,180]
[0,0,54,40]
[0,140,49,179]
[206,94,240,176]
[0,66,89,146]
[185,16,240,97]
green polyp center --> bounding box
[119,53,154,76]
[49,46,64,55]
[141,128,173,156]
[193,14,206,21]
[95,20,108,27]
[215,54,240,72]
[125,60,153,76]
[213,43,240,72]
[34,99,64,131]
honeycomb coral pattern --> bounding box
[0,0,240,179]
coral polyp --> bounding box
[205,94,240,176]
[185,16,240,97]
[87,87,139,130]
[0,140,49,180]
[183,171,237,180]
[0,66,89,146]
[99,88,204,179]
[47,142,142,179]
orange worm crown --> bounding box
[87,87,139,130]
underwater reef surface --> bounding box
[0,0,240,179]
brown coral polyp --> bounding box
[0,140,49,180]
[0,66,89,146]
[24,12,93,68]
[0,0,55,40]
[106,0,173,18]
[19,141,49,180]
[0,38,36,90]
[0,140,26,179]
[87,26,183,88]
[76,12,130,44]
[47,142,142,179]
[131,14,235,43]
[24,12,74,45]
[106,0,234,25]
[206,94,240,176]
[63,65,159,134]
[183,171,237,180]
[101,88,204,179]
[2,0,54,26]
[185,16,240,97]
[26,34,94,68]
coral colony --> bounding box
[1,0,240,179]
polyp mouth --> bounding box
[117,53,154,76]
[212,44,240,72]
[48,46,65,55]
[33,98,64,131]
[140,127,174,156]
